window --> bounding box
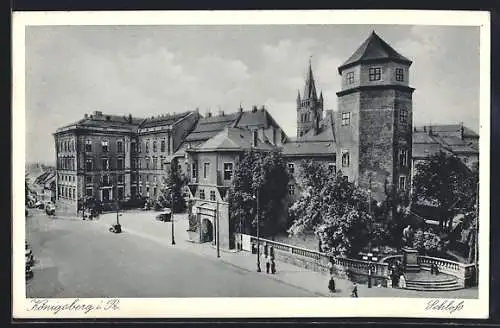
[252,130,258,147]
[210,190,216,201]
[199,189,205,200]
[399,176,406,190]
[145,141,149,153]
[369,67,381,81]
[139,185,143,195]
[153,157,158,170]
[203,163,210,179]
[85,140,92,153]
[346,71,355,84]
[131,141,136,153]
[288,184,295,196]
[86,187,93,197]
[192,161,198,179]
[341,112,351,126]
[400,109,408,124]
[145,157,150,169]
[117,186,124,200]
[138,142,142,153]
[167,136,171,154]
[328,163,336,174]
[85,159,93,171]
[118,174,124,183]
[342,150,350,167]
[288,163,295,175]
[153,141,157,152]
[138,159,142,169]
[102,158,109,170]
[102,175,109,185]
[85,176,92,184]
[102,140,109,152]
[117,158,124,170]
[395,68,404,82]
[117,140,124,153]
[160,156,164,170]
[224,163,233,180]
[153,176,157,184]
[161,140,166,152]
[399,149,408,167]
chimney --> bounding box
[423,126,426,132]
[252,105,257,113]
[84,113,88,119]
[460,122,464,139]
[260,105,265,112]
[128,114,132,123]
[93,111,102,117]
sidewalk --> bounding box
[94,210,478,299]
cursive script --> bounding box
[27,298,120,315]
[425,299,464,314]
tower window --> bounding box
[399,176,406,190]
[288,163,295,175]
[369,67,381,81]
[400,109,408,124]
[346,71,355,85]
[342,150,350,167]
[210,190,216,201]
[288,184,295,196]
[341,112,351,126]
[224,163,234,180]
[399,149,408,167]
[203,162,210,179]
[395,68,404,82]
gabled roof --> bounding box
[236,109,273,129]
[339,31,412,73]
[192,127,275,152]
[56,112,144,133]
[185,112,241,142]
[139,111,192,128]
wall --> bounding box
[336,92,360,183]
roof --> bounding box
[185,112,241,142]
[192,127,275,152]
[56,112,144,133]
[282,140,337,157]
[236,109,274,129]
[339,31,412,73]
[412,131,478,158]
[139,111,191,128]
[414,124,479,138]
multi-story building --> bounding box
[53,110,199,212]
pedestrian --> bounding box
[269,245,275,260]
[398,274,406,289]
[265,255,271,274]
[271,258,276,274]
[351,283,358,298]
[328,276,336,294]
[386,276,392,288]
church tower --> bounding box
[336,31,414,202]
[297,59,324,138]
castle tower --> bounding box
[336,31,414,202]
[297,59,324,138]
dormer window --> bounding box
[369,67,381,81]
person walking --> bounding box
[271,258,276,274]
[265,254,271,274]
[328,276,336,295]
[398,274,407,289]
[327,257,334,276]
[351,283,358,298]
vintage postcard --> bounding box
[12,10,491,319]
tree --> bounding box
[288,161,371,257]
[228,150,289,237]
[412,152,477,231]
[161,159,187,213]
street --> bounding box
[25,210,317,298]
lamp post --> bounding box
[216,199,220,258]
[363,253,377,288]
[367,177,372,253]
[253,190,261,272]
[171,191,176,245]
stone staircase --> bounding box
[404,271,462,291]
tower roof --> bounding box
[303,59,318,99]
[338,31,412,73]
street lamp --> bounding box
[363,253,378,288]
[216,198,220,258]
[253,190,261,272]
[170,192,175,245]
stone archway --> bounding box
[201,218,214,243]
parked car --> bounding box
[155,208,172,222]
[45,203,56,216]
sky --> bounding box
[25,24,480,164]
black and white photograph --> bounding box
[12,10,490,319]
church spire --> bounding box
[296,90,301,105]
[303,57,318,100]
